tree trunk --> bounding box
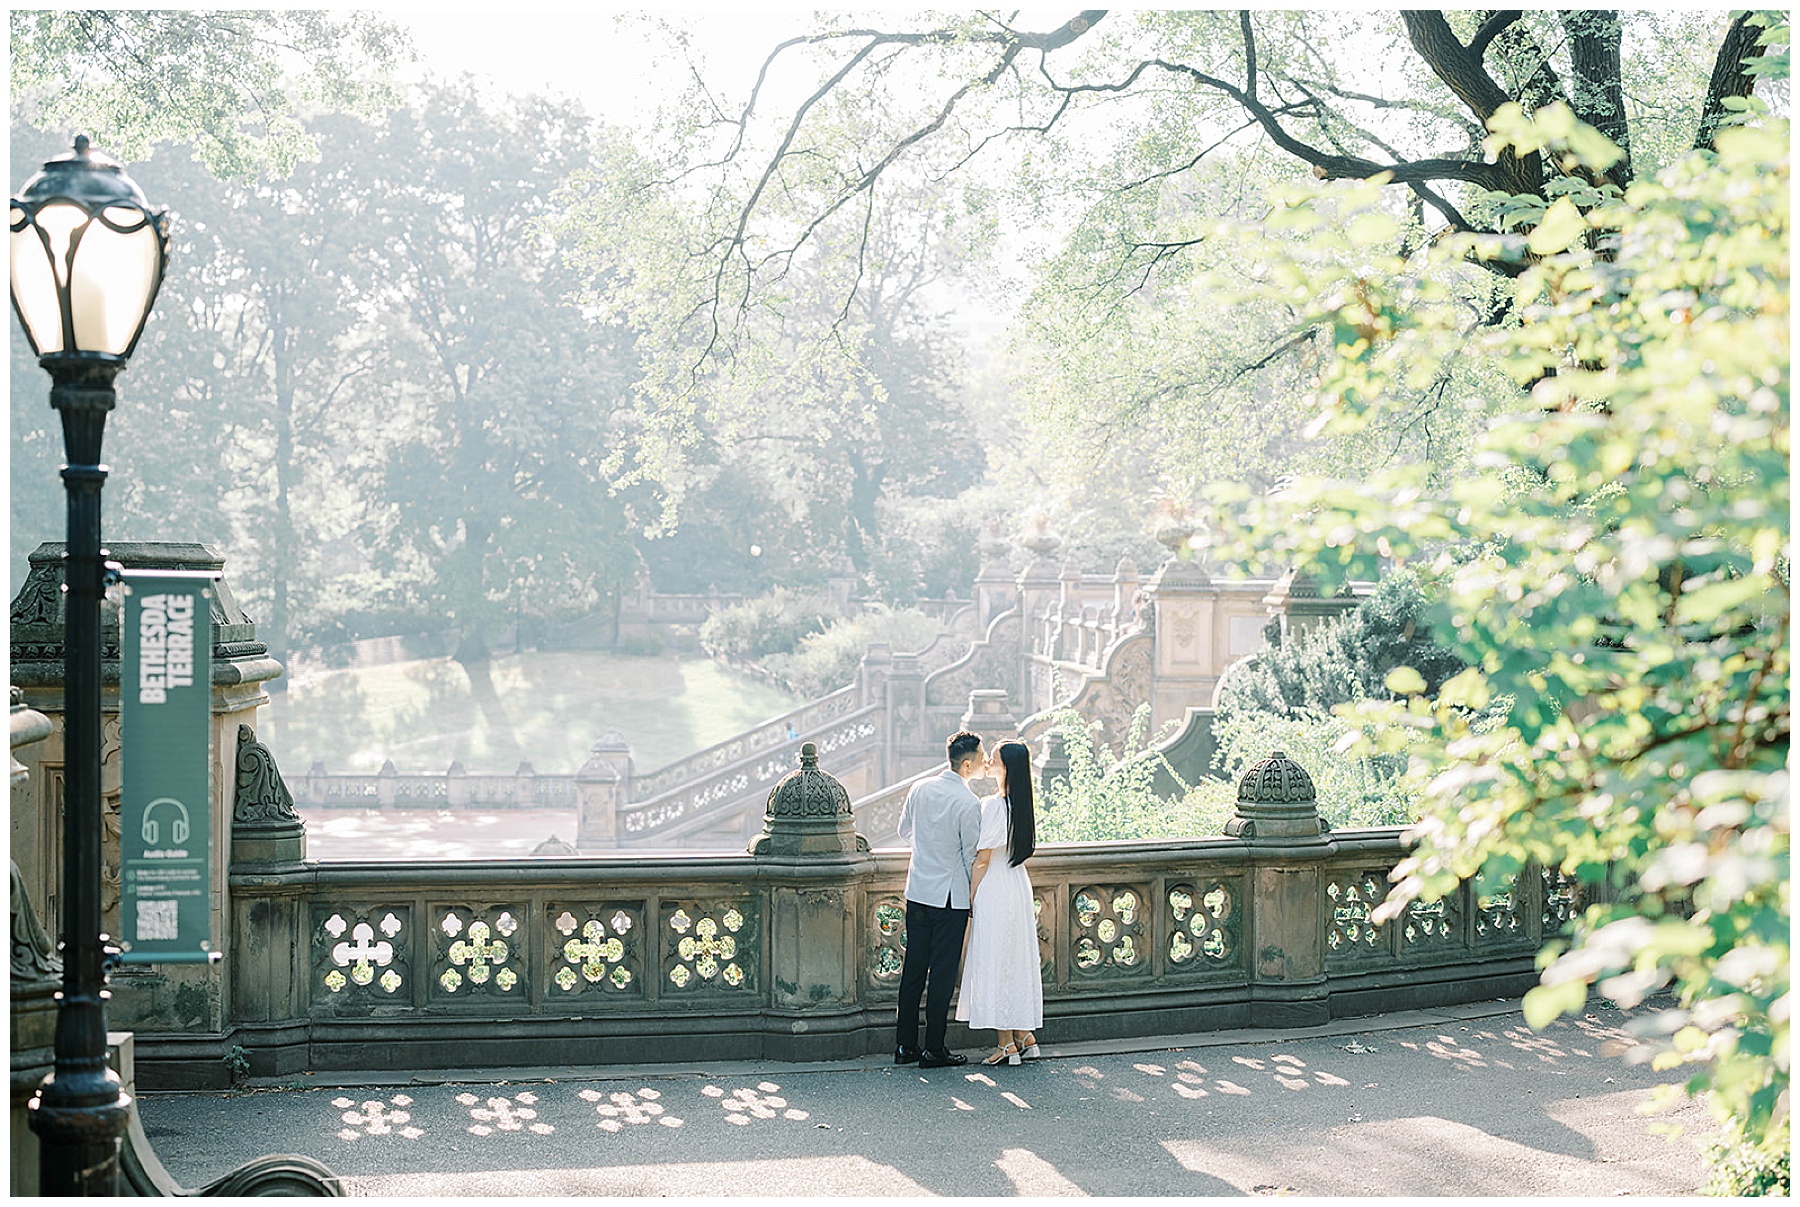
[1563,11,1632,187]
[1696,12,1767,151]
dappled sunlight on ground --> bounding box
[137,1008,1706,1197]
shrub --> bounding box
[1211,707,1415,829]
[762,606,947,698]
[1215,567,1465,721]
[1037,704,1233,842]
[699,589,841,662]
[1702,1120,1790,1197]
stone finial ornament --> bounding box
[767,742,850,819]
[233,724,301,826]
[1225,749,1328,842]
[1237,749,1317,804]
[749,742,868,857]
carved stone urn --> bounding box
[748,742,868,857]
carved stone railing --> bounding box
[629,684,863,800]
[617,707,883,842]
[297,764,580,810]
[201,815,1553,1084]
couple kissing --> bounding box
[894,730,1043,1069]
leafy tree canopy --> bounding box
[10,9,412,181]
[1215,95,1789,1158]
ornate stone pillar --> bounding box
[960,689,1017,742]
[882,652,926,783]
[972,523,1016,630]
[1228,750,1334,1027]
[229,725,306,867]
[9,541,282,1039]
[445,760,468,808]
[11,690,60,1195]
[1144,543,1218,731]
[1015,519,1062,713]
[748,742,866,858]
[858,641,892,711]
[750,744,875,1060]
[575,734,633,851]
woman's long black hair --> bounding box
[996,740,1036,867]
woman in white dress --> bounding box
[956,739,1043,1066]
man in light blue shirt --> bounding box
[894,730,984,1068]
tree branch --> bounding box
[1401,11,1542,195]
[1469,10,1523,58]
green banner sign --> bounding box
[120,570,217,964]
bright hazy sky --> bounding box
[395,9,829,130]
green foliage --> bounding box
[1037,705,1233,843]
[1217,104,1789,1148]
[11,10,411,181]
[222,1044,250,1086]
[763,606,947,699]
[1702,1119,1790,1196]
[699,589,842,664]
[1216,569,1466,720]
[1211,709,1415,831]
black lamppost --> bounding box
[11,135,170,1196]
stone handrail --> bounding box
[628,683,864,801]
[205,822,1558,1082]
[299,770,578,809]
[618,705,883,840]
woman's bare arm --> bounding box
[969,848,995,904]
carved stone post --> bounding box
[11,690,60,1194]
[1015,521,1062,712]
[826,555,859,616]
[1228,750,1334,1027]
[445,761,468,808]
[1262,567,1358,646]
[858,641,892,711]
[750,744,874,1060]
[1144,547,1220,731]
[882,652,925,784]
[972,524,1016,631]
[376,759,397,808]
[575,734,632,851]
[9,541,282,1043]
[960,689,1017,741]
[1110,556,1140,641]
[229,725,306,867]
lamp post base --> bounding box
[28,1077,133,1196]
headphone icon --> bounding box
[142,798,191,846]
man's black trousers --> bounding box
[895,896,969,1052]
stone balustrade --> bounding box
[195,750,1563,1088]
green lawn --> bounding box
[258,650,803,775]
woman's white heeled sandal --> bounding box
[982,1043,1021,1066]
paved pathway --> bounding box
[135,998,1711,1197]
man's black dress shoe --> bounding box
[918,1049,967,1069]
[894,1046,921,1065]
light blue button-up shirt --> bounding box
[898,766,982,909]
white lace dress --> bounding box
[955,794,1043,1031]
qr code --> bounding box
[136,899,179,941]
